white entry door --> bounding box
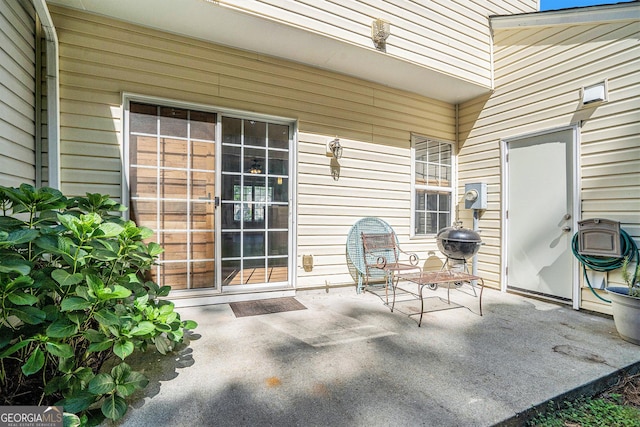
[505,129,576,302]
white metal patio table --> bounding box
[393,270,484,327]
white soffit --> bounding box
[46,0,490,104]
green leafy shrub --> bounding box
[0,184,197,424]
[529,395,640,427]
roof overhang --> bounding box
[491,2,639,30]
[46,0,491,104]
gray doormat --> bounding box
[229,297,307,318]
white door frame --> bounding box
[500,125,581,310]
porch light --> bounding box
[249,159,262,174]
[329,138,343,159]
[371,18,390,51]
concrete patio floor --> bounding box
[118,285,640,427]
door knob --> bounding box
[562,226,571,232]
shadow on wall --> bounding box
[457,94,492,148]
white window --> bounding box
[412,135,453,236]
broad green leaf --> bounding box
[134,294,149,308]
[129,321,155,336]
[147,242,164,257]
[63,413,81,427]
[0,215,25,230]
[74,367,95,383]
[51,269,83,287]
[107,325,121,338]
[47,319,78,338]
[3,184,33,207]
[86,274,104,295]
[96,222,124,238]
[94,309,119,326]
[75,285,93,301]
[34,186,67,211]
[41,304,60,321]
[0,258,32,275]
[80,212,101,227]
[5,275,34,291]
[157,303,174,315]
[153,335,171,355]
[10,306,46,325]
[157,285,171,297]
[22,346,45,376]
[87,340,113,353]
[165,312,178,324]
[126,273,142,285]
[168,328,183,342]
[115,370,148,397]
[66,311,87,326]
[34,235,65,254]
[96,285,131,301]
[0,338,32,358]
[57,214,80,236]
[61,297,93,312]
[110,362,131,381]
[88,372,116,395]
[182,320,198,330]
[7,291,38,306]
[6,229,39,245]
[58,355,75,374]
[138,227,154,240]
[154,323,172,333]
[101,394,127,420]
[57,391,96,414]
[89,249,118,261]
[45,341,74,358]
[113,340,134,360]
[83,329,106,342]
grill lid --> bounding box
[436,226,481,243]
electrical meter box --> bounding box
[464,183,487,210]
[577,218,621,257]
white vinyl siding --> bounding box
[0,0,36,187]
[458,6,640,313]
[221,0,536,89]
[50,6,455,290]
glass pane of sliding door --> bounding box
[221,117,290,288]
[129,102,216,290]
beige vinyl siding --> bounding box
[0,0,36,187]
[223,0,536,89]
[50,6,455,289]
[459,9,639,313]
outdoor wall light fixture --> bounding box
[302,255,313,272]
[328,138,343,159]
[371,18,390,51]
[249,159,262,174]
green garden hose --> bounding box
[571,228,639,303]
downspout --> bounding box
[32,0,60,190]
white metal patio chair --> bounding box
[346,217,420,294]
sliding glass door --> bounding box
[220,117,290,289]
[127,101,291,292]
